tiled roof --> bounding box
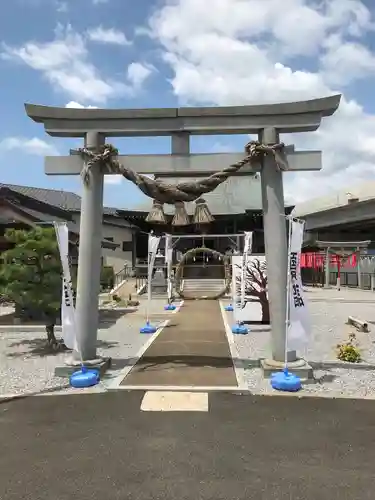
[0,183,117,216]
[17,205,70,223]
[0,183,81,210]
[1,194,120,250]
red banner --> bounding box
[301,252,357,269]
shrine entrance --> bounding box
[25,94,340,373]
[170,233,243,299]
[181,238,220,279]
[181,249,224,280]
[174,247,230,299]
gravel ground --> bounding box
[2,288,375,399]
[236,367,375,399]
[224,287,375,398]
[0,298,177,396]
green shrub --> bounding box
[101,266,114,290]
[0,227,63,347]
[337,333,361,363]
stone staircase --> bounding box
[181,279,227,298]
[110,278,138,298]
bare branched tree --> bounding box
[235,258,269,323]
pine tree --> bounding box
[0,227,63,347]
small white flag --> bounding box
[165,234,173,302]
[147,233,161,303]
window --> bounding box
[104,237,114,242]
[122,241,133,252]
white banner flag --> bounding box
[165,234,173,302]
[147,234,161,307]
[165,234,173,264]
[240,232,253,309]
[148,234,161,273]
[287,220,310,349]
[54,222,78,351]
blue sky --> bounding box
[1,0,375,208]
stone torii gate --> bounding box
[25,95,340,375]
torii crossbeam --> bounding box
[46,147,321,177]
[25,95,341,377]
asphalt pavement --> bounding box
[0,391,374,499]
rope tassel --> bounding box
[172,202,190,226]
[145,200,167,224]
[193,198,214,225]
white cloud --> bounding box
[105,173,154,185]
[134,26,153,38]
[104,175,123,184]
[56,1,68,12]
[209,142,237,153]
[148,0,375,203]
[21,0,69,11]
[1,24,124,105]
[65,101,98,108]
[0,137,59,156]
[1,24,149,105]
[126,62,154,88]
[321,34,375,86]
[87,26,132,46]
[92,0,109,4]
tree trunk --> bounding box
[260,293,270,324]
[45,323,67,351]
[45,323,57,346]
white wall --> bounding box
[70,214,133,274]
[102,222,133,273]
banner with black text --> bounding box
[288,220,310,349]
[54,222,78,351]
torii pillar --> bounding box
[25,95,341,377]
[74,131,105,365]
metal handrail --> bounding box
[113,264,132,288]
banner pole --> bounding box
[165,234,172,304]
[272,214,306,392]
[146,249,151,324]
[54,222,83,366]
[143,232,160,330]
[240,232,253,310]
[231,232,252,334]
[284,216,293,371]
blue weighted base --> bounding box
[231,323,248,335]
[164,304,177,311]
[225,304,234,311]
[70,365,100,388]
[271,369,302,392]
[140,321,157,334]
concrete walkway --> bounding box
[0,392,374,499]
[0,305,14,317]
[120,300,237,388]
